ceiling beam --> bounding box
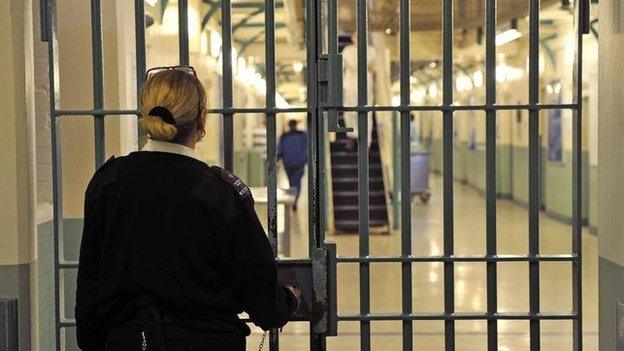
[236,22,286,29]
[232,8,264,33]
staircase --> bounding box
[330,117,389,233]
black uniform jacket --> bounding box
[75,151,297,351]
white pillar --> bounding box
[598,0,624,349]
[0,0,37,349]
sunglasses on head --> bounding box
[145,65,197,80]
[144,65,203,120]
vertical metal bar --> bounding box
[528,1,541,349]
[392,111,400,231]
[571,1,585,350]
[135,0,146,90]
[356,0,370,349]
[134,0,147,145]
[319,111,327,240]
[307,0,324,349]
[265,0,277,263]
[306,0,319,255]
[320,0,337,245]
[46,0,63,349]
[442,0,455,349]
[221,0,234,171]
[264,0,279,348]
[178,0,189,66]
[485,0,498,349]
[399,0,413,349]
[40,0,49,41]
[328,0,338,54]
[90,0,105,167]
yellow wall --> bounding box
[0,0,36,266]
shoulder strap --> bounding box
[87,156,122,201]
[208,166,254,208]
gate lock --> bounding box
[318,54,353,134]
[277,242,337,336]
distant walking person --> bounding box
[278,120,307,210]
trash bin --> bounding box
[410,150,430,203]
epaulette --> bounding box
[97,156,116,173]
[87,156,121,200]
[209,166,254,208]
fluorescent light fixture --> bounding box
[210,30,222,58]
[293,62,304,73]
[391,96,401,106]
[428,83,438,99]
[456,75,473,92]
[495,29,522,46]
[160,5,178,35]
[473,70,484,88]
[145,0,158,6]
[238,57,247,72]
[200,32,208,55]
[554,81,562,94]
[231,48,238,71]
[187,5,199,39]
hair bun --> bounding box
[148,106,176,125]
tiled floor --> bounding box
[250,175,598,350]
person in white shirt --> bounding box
[342,32,377,148]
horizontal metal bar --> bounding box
[205,107,309,114]
[325,103,579,113]
[337,254,577,263]
[60,258,315,269]
[231,1,284,9]
[58,260,79,269]
[54,109,140,117]
[337,312,578,322]
[60,316,261,327]
[61,312,577,325]
[60,319,76,327]
[202,103,580,115]
[234,22,286,29]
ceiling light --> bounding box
[160,5,178,35]
[495,29,522,46]
[391,96,400,106]
[428,83,438,99]
[210,30,222,58]
[293,62,304,73]
[473,70,484,88]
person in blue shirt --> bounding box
[278,119,308,210]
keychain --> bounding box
[257,331,268,351]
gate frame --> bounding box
[45,0,590,350]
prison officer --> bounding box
[75,66,301,351]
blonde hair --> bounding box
[139,70,207,143]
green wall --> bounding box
[37,220,55,350]
[234,149,267,187]
[428,139,595,226]
[589,165,597,232]
[429,140,514,198]
[36,219,83,351]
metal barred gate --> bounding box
[45,0,590,350]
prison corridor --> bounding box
[262,175,598,351]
